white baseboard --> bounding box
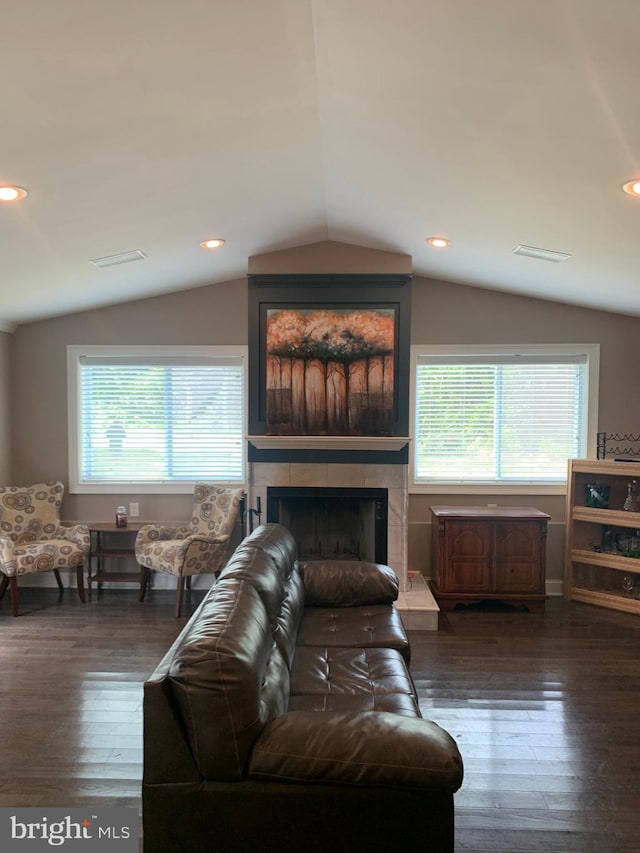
[545,579,564,597]
[17,570,566,598]
[15,570,216,592]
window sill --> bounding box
[70,481,246,495]
[410,482,567,496]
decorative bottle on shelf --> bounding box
[115,505,128,528]
[623,480,640,513]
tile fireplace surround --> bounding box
[249,459,438,629]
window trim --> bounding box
[409,343,600,495]
[67,344,248,494]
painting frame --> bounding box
[248,274,411,439]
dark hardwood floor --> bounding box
[2,587,640,851]
[412,599,640,852]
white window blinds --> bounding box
[74,351,245,486]
[414,352,589,483]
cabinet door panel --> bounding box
[443,522,492,592]
[495,523,542,593]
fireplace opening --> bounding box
[267,487,388,564]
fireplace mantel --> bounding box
[248,435,410,452]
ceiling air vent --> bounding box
[90,250,146,268]
[513,245,571,263]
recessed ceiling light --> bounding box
[200,238,225,249]
[426,237,451,249]
[0,185,28,202]
[622,180,640,196]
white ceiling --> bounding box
[2,0,640,329]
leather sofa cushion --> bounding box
[297,605,410,662]
[218,546,284,625]
[249,710,464,792]
[290,646,415,697]
[240,523,299,584]
[288,692,420,716]
[301,559,399,606]
[273,567,305,669]
[168,576,289,781]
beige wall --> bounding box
[11,279,247,524]
[10,241,640,588]
[0,331,12,482]
[409,276,640,584]
[411,276,640,432]
[248,240,412,274]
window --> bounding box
[68,346,246,493]
[411,344,599,489]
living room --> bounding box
[3,241,640,852]
[2,239,640,582]
[2,2,640,851]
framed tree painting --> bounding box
[248,275,411,438]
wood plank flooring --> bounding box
[411,599,640,852]
[1,588,640,851]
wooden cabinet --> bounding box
[429,506,549,611]
[565,459,640,615]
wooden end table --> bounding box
[87,521,146,598]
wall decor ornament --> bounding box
[266,306,395,435]
[248,274,411,441]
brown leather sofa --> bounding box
[143,523,463,853]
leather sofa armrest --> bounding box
[144,667,203,785]
[248,710,463,792]
[300,560,399,606]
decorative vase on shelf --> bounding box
[623,479,640,512]
[621,574,634,595]
[585,483,609,508]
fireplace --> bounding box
[242,262,438,627]
[246,274,411,589]
[267,486,387,563]
[249,461,408,589]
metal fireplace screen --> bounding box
[267,486,388,564]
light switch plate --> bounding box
[129,502,140,517]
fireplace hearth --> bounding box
[267,486,387,564]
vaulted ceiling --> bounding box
[2,0,639,329]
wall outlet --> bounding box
[129,502,140,517]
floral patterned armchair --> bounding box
[135,483,245,617]
[0,482,90,616]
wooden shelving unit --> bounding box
[87,522,145,597]
[565,459,640,615]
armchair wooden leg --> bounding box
[175,577,185,618]
[76,565,86,603]
[139,567,150,602]
[10,576,19,617]
[53,569,64,592]
[0,574,19,617]
[0,573,8,601]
